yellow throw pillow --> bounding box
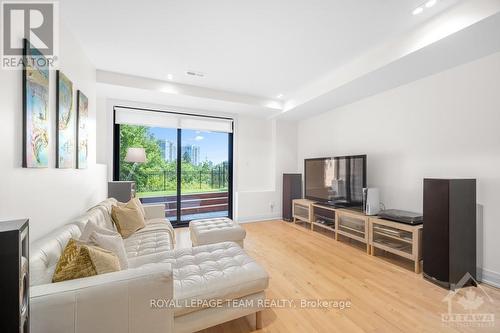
[52,239,121,283]
[133,197,146,218]
[117,198,145,218]
[112,199,146,238]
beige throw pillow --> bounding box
[112,199,146,238]
[118,198,146,218]
[52,239,121,283]
[88,231,129,269]
[134,198,146,218]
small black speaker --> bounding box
[283,174,302,221]
[423,179,476,290]
[0,219,30,333]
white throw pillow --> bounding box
[88,231,129,270]
[80,222,116,242]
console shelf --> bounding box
[335,208,370,254]
[369,217,423,273]
[312,221,336,232]
[289,200,423,274]
[311,204,336,234]
[292,199,314,224]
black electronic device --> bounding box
[378,209,423,225]
[304,155,366,208]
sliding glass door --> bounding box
[179,129,229,222]
[114,107,233,227]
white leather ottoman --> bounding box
[190,217,246,247]
[163,242,268,333]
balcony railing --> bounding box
[129,168,230,223]
[141,191,229,222]
[128,168,228,195]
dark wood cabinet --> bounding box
[0,219,30,333]
[423,179,476,289]
[283,174,302,221]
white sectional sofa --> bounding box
[30,198,269,333]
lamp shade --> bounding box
[124,148,147,163]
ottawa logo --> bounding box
[441,273,495,328]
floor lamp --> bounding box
[125,148,147,180]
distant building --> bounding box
[158,139,176,162]
[192,145,200,165]
[181,145,201,165]
[158,139,166,160]
[167,140,176,162]
[158,139,200,164]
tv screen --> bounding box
[304,155,366,207]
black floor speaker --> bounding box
[423,179,476,290]
[0,219,30,333]
[282,173,302,221]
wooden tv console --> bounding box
[291,199,423,273]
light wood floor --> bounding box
[175,220,500,333]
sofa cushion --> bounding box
[125,224,174,268]
[145,218,175,243]
[159,242,269,316]
[30,224,83,286]
[80,206,116,233]
[80,221,117,242]
[89,198,118,216]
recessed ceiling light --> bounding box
[276,94,284,99]
[186,70,205,78]
[166,74,173,80]
[425,0,437,8]
[160,85,178,94]
[412,6,424,15]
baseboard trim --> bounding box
[481,268,500,289]
[236,214,281,224]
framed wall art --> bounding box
[22,39,50,168]
[76,90,89,169]
[56,71,75,168]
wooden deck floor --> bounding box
[175,220,500,333]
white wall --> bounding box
[234,117,298,222]
[0,23,107,241]
[96,98,298,222]
[297,52,500,287]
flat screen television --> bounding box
[304,155,366,207]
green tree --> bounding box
[119,124,229,196]
[119,125,174,191]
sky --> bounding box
[148,127,229,164]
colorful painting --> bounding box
[23,39,50,168]
[56,71,75,168]
[76,90,89,169]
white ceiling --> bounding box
[98,83,280,117]
[280,10,500,119]
[61,0,460,100]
